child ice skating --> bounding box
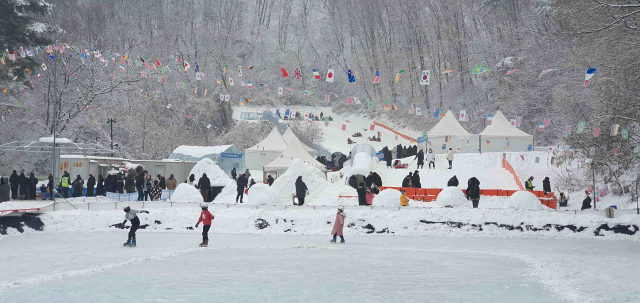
[330,208,346,243]
[195,203,215,247]
[122,205,149,247]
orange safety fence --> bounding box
[372,121,416,142]
[501,159,525,191]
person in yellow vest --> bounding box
[400,189,409,206]
[60,171,70,198]
[525,176,535,191]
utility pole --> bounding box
[107,118,116,157]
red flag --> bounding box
[281,68,289,78]
[155,59,161,66]
[342,124,346,131]
[370,124,375,131]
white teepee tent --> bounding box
[421,110,478,154]
[479,111,533,152]
[264,135,326,177]
[282,128,318,157]
[244,128,289,170]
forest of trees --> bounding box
[1,0,638,192]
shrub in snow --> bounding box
[507,191,544,210]
[433,187,468,207]
[247,183,283,205]
[170,183,204,203]
[373,189,401,207]
[271,159,340,205]
[189,158,231,186]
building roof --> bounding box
[246,127,288,152]
[480,111,533,138]
[426,110,471,137]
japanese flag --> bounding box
[326,68,334,82]
[184,61,190,71]
[278,87,283,95]
[41,63,47,71]
[510,119,517,127]
[167,104,172,109]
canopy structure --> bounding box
[168,145,244,177]
[0,137,114,154]
[479,111,533,152]
[263,135,326,178]
[244,128,289,170]
[282,128,318,157]
[421,111,478,154]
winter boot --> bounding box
[202,239,208,247]
[340,236,345,244]
[131,238,136,247]
[330,235,337,243]
[123,241,131,247]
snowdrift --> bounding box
[508,191,546,210]
[433,187,468,208]
[170,183,203,203]
[373,189,401,207]
[271,159,340,205]
[247,184,282,205]
[189,158,231,187]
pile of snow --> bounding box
[247,184,283,205]
[189,158,231,186]
[507,191,545,210]
[38,136,73,144]
[170,183,203,203]
[373,189,401,207]
[271,159,340,205]
[433,187,468,207]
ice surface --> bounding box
[169,183,203,203]
[1,232,639,302]
[508,191,545,210]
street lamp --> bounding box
[107,118,117,157]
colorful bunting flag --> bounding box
[544,118,551,128]
[372,69,381,83]
[505,69,522,75]
[472,66,489,74]
[395,70,406,83]
[326,68,334,82]
[384,101,390,111]
[621,130,629,140]
[584,68,597,86]
[409,104,415,114]
[593,127,600,137]
[565,125,572,135]
[610,124,619,136]
[433,108,440,118]
[486,113,494,125]
[590,147,595,156]
[294,68,301,80]
[354,97,361,105]
[312,69,321,80]
[459,110,467,121]
[538,122,545,131]
[415,107,422,115]
[281,67,289,78]
[420,70,430,85]
[577,121,586,133]
[392,104,397,111]
[442,70,457,74]
[347,69,355,83]
[368,100,374,110]
[278,87,283,95]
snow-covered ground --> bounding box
[1,231,639,302]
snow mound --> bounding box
[39,136,73,144]
[373,189,401,207]
[434,187,468,207]
[507,191,544,210]
[271,159,340,205]
[212,180,241,203]
[247,184,283,205]
[170,183,203,203]
[189,158,230,186]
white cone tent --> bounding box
[244,128,289,170]
[282,128,318,157]
[479,110,533,152]
[263,134,326,177]
[421,110,478,154]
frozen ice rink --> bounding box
[2,232,638,302]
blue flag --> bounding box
[285,109,290,116]
[195,62,200,72]
[347,69,356,83]
[276,109,280,116]
[49,54,55,60]
[433,108,440,118]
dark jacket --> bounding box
[198,175,211,190]
[116,177,124,193]
[543,178,551,193]
[466,177,480,200]
[150,185,162,200]
[96,177,105,195]
[236,175,248,191]
[365,175,374,188]
[231,168,237,178]
[29,176,38,190]
[0,178,9,202]
[415,151,425,165]
[267,176,274,186]
[19,174,28,195]
[411,173,421,188]
[447,176,459,187]
[48,177,54,191]
[372,172,382,187]
[9,172,18,189]
[125,174,136,192]
[104,175,116,193]
[135,173,145,190]
[402,176,411,188]
[348,176,358,189]
[581,196,592,210]
[87,176,96,189]
[357,185,367,205]
[295,180,308,198]
[72,180,84,197]
[158,177,166,189]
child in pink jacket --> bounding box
[330,208,346,243]
[365,189,374,205]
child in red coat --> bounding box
[195,203,215,247]
[330,208,346,243]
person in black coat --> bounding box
[267,175,274,186]
[47,174,54,200]
[295,176,308,206]
[365,172,374,188]
[116,175,125,194]
[136,171,146,201]
[28,173,38,200]
[402,175,412,188]
[465,177,481,208]
[396,144,402,158]
[72,175,84,197]
[415,150,425,169]
[231,168,237,181]
[198,173,211,202]
[86,174,96,196]
[9,170,19,200]
[447,175,459,187]
[372,172,382,187]
[581,191,592,210]
[357,182,367,205]
[411,171,421,188]
[18,172,28,200]
[0,177,10,202]
[104,174,116,193]
[157,174,166,189]
[542,177,551,195]
[235,174,248,203]
[348,175,358,189]
[96,174,105,196]
[385,149,392,168]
